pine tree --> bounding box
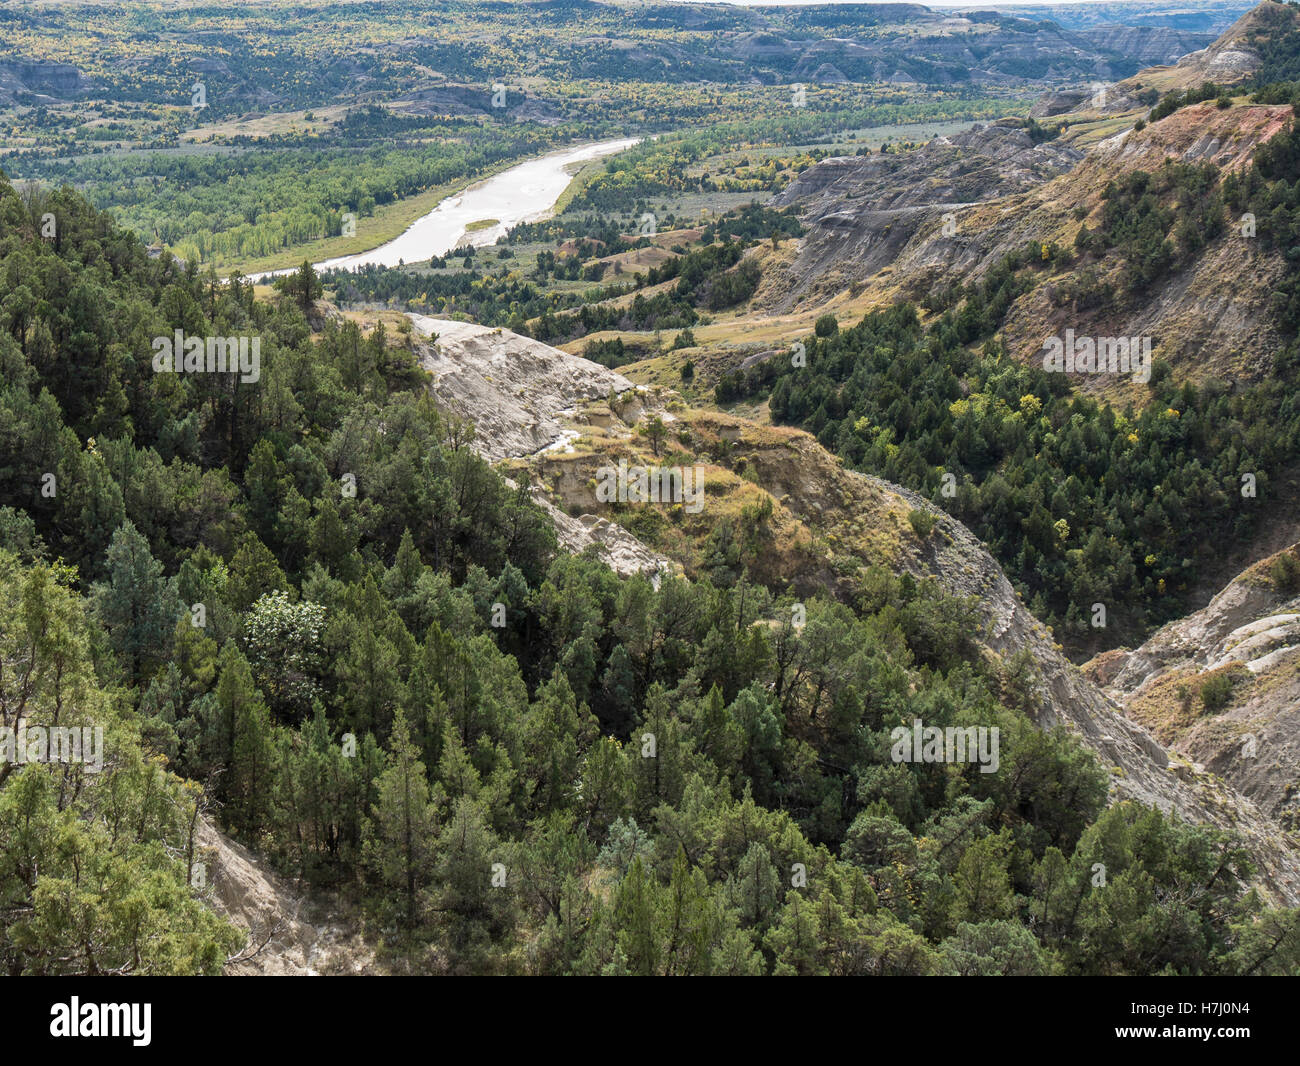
[218,643,275,838]
[92,521,181,686]
[363,710,439,930]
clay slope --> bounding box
[767,98,1293,395]
[990,103,1292,394]
[195,818,379,975]
[767,120,1084,312]
[1092,544,1300,833]
[410,315,638,464]
[409,314,675,582]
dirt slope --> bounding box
[1093,544,1300,832]
[195,818,379,975]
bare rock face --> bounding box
[1031,90,1092,118]
[1100,547,1300,832]
[409,315,674,582]
[1089,102,1293,173]
[767,123,1084,311]
[776,123,1084,216]
[1127,2,1271,91]
[305,298,342,332]
[387,82,561,123]
[195,818,378,975]
[532,496,675,585]
[1108,569,1298,697]
[1075,25,1220,67]
[0,61,94,104]
[410,315,637,463]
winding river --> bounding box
[249,137,638,281]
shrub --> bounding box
[1271,551,1300,592]
[1200,672,1236,713]
[908,509,936,539]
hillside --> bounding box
[1089,0,1294,103]
[755,2,1300,396]
[0,1,1223,110]
[768,119,1086,313]
[20,173,1298,977]
[392,311,1300,904]
[763,110,1292,395]
[1091,542,1300,833]
[7,0,1300,984]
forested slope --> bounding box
[3,172,1300,974]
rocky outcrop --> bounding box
[533,497,676,584]
[0,61,94,104]
[410,315,638,463]
[1000,103,1291,389]
[777,123,1084,214]
[767,122,1084,310]
[1086,101,1293,172]
[759,4,1300,357]
[1076,25,1223,66]
[1095,546,1300,831]
[1031,89,1092,118]
[408,315,675,581]
[392,84,562,124]
[1106,556,1300,696]
[1143,0,1280,88]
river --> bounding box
[248,137,638,281]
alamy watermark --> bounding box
[50,998,150,1046]
[890,719,999,774]
[1,724,104,773]
[1041,329,1152,384]
[595,459,704,514]
[152,330,261,383]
